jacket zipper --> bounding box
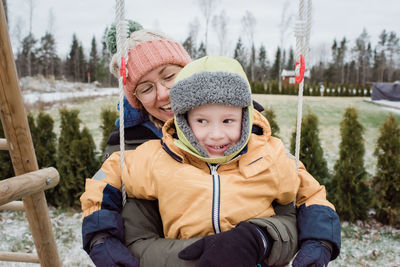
[208,163,221,234]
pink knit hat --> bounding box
[110,29,191,108]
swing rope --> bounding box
[294,0,312,173]
[115,0,129,206]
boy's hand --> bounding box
[89,236,139,267]
[178,221,268,267]
[293,240,332,267]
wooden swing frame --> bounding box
[0,1,61,266]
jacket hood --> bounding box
[169,56,254,164]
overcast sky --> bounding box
[6,0,400,63]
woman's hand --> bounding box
[178,222,268,267]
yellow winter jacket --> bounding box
[81,109,333,239]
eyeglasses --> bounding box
[134,65,182,104]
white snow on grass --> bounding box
[20,75,118,105]
[1,209,400,266]
[22,88,119,104]
[0,209,93,267]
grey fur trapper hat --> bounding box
[169,56,254,163]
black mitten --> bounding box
[293,240,332,267]
[89,236,139,267]
[179,221,269,267]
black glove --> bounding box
[178,221,269,267]
[89,236,139,267]
[293,240,332,267]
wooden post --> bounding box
[0,1,62,266]
[0,167,59,206]
[0,252,40,263]
[0,201,25,211]
[0,138,9,150]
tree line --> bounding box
[5,0,399,88]
[14,29,116,86]
[12,26,400,90]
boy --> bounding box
[81,56,340,267]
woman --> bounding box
[83,29,329,267]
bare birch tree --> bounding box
[27,0,36,76]
[377,30,387,82]
[386,31,400,82]
[183,18,201,59]
[241,10,256,81]
[47,8,55,35]
[212,10,228,56]
[353,28,371,86]
[278,0,293,91]
[197,0,218,53]
[189,17,201,49]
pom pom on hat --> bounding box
[106,20,143,55]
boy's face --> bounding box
[187,104,242,158]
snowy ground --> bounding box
[0,209,93,267]
[20,76,119,106]
[1,209,399,267]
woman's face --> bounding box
[135,64,182,122]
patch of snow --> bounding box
[19,76,119,105]
[1,209,400,266]
[23,88,119,104]
[0,210,93,267]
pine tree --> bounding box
[97,27,113,86]
[78,44,87,82]
[372,113,400,226]
[263,107,280,138]
[256,44,269,81]
[233,38,246,69]
[183,35,197,59]
[286,47,295,70]
[330,107,370,222]
[69,127,99,207]
[271,47,281,80]
[16,33,37,77]
[52,108,100,208]
[290,112,329,185]
[0,120,14,180]
[100,108,118,155]
[29,112,58,205]
[65,34,80,81]
[27,113,38,145]
[36,32,59,78]
[197,42,207,58]
[248,44,256,82]
[35,112,57,168]
[89,36,99,82]
[54,108,82,207]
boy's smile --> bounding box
[187,104,243,158]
